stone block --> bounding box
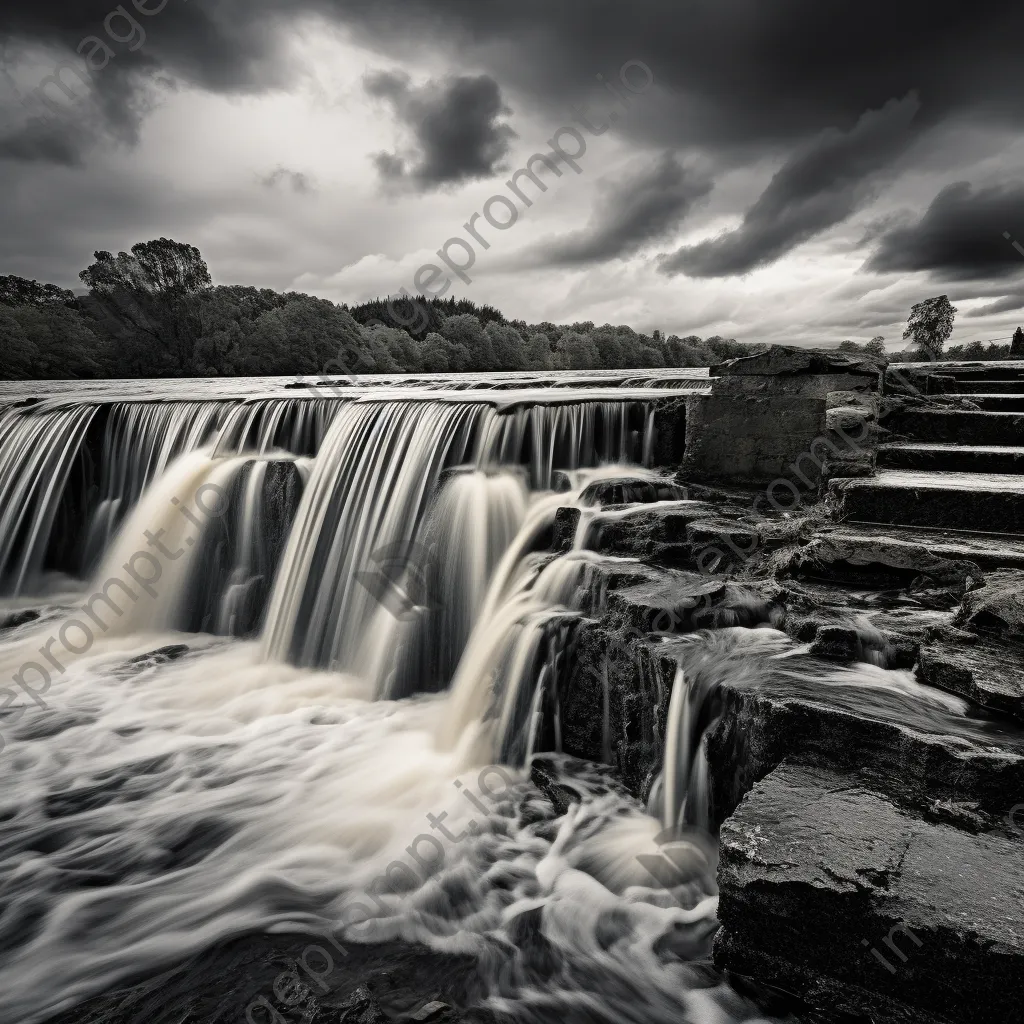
[682,393,827,485]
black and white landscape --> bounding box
[1,4,1023,1024]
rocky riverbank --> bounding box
[540,350,1024,1023]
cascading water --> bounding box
[0,396,341,594]
[0,402,97,595]
[81,401,230,572]
[261,397,655,685]
[0,375,811,1024]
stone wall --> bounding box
[681,346,883,487]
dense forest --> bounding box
[1,238,1019,380]
[0,238,758,380]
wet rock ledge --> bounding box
[546,349,1024,1024]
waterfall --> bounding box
[0,402,97,595]
[0,397,340,596]
[211,396,339,457]
[0,379,771,1024]
[87,448,305,637]
[261,400,486,670]
[373,468,529,700]
[476,399,647,485]
[82,402,230,572]
[262,398,654,677]
[441,468,668,765]
[84,398,338,572]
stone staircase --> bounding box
[832,360,1024,534]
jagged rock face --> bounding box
[954,570,1024,639]
[576,500,728,567]
[542,460,1024,1024]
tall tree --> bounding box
[1011,326,1024,357]
[79,240,213,376]
[903,295,956,358]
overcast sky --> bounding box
[3,1,1024,347]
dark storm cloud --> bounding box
[331,1,1024,151]
[363,70,515,190]
[866,181,1024,281]
[0,115,88,165]
[659,94,920,277]
[259,167,315,194]
[966,294,1024,317]
[531,153,712,266]
[0,0,292,164]
[5,2,1024,164]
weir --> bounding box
[0,359,1021,1024]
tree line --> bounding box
[0,238,758,380]
[3,240,1019,380]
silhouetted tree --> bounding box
[903,295,956,358]
[79,239,213,375]
[1012,327,1024,357]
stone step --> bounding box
[884,408,1024,445]
[969,394,1024,412]
[831,470,1024,534]
[935,360,1024,381]
[878,442,1024,474]
[715,761,1024,1024]
[954,379,1024,394]
[565,614,1024,821]
[821,523,1024,571]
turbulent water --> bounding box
[0,372,975,1024]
